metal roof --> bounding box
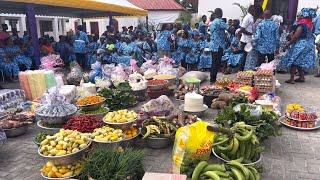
[128,0,185,11]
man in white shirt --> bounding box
[238,5,255,71]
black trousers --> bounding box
[238,42,247,71]
[257,52,274,67]
[210,48,224,83]
[75,53,86,67]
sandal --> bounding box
[285,80,295,84]
[294,79,305,83]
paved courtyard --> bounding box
[0,73,320,180]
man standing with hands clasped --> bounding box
[253,10,280,67]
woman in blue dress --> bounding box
[172,30,190,68]
[135,32,145,66]
[186,32,201,70]
[282,8,317,84]
[86,35,99,66]
[4,37,32,70]
[0,41,19,81]
[55,35,76,65]
[142,33,158,60]
[221,28,243,74]
[118,35,136,66]
[198,48,212,71]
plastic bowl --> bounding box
[147,80,168,91]
[179,104,208,117]
[37,121,61,135]
[3,126,28,138]
[212,148,262,166]
[38,140,91,165]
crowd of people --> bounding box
[0,5,319,85]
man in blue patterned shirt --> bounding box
[209,8,233,83]
[253,10,280,67]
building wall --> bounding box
[297,0,319,12]
[198,0,254,20]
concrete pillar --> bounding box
[58,19,63,35]
[62,19,66,35]
[18,16,26,37]
[52,17,59,42]
[36,18,41,37]
[86,20,91,35]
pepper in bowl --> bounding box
[64,115,103,133]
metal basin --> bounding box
[77,99,106,111]
[78,107,109,120]
[4,126,28,138]
[36,111,77,125]
[41,172,78,180]
[121,129,141,148]
[142,134,173,149]
[37,121,61,135]
[38,140,91,165]
[147,80,168,91]
[103,118,137,131]
[91,135,125,150]
[212,148,262,166]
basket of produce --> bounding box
[78,107,109,120]
[210,122,263,166]
[103,110,137,130]
[286,104,318,121]
[174,83,198,101]
[40,160,84,179]
[192,160,262,180]
[76,95,105,111]
[121,126,140,148]
[64,115,103,133]
[38,129,91,165]
[91,126,125,149]
[34,132,48,147]
[0,114,32,138]
[147,79,168,91]
[35,100,77,125]
[153,74,177,86]
[37,121,61,135]
[199,85,227,107]
[98,82,136,111]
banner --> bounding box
[262,0,269,10]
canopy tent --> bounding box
[0,0,147,68]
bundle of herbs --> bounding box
[80,147,145,180]
[98,82,136,110]
[215,103,281,142]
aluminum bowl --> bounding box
[141,133,173,149]
[147,80,168,91]
[179,104,208,117]
[121,129,141,148]
[153,74,177,86]
[37,121,61,135]
[212,148,262,166]
[36,111,77,125]
[41,172,78,180]
[38,140,91,165]
[103,118,137,130]
[78,107,109,120]
[33,139,40,147]
[3,126,28,138]
[77,98,106,111]
[92,135,125,150]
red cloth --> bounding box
[0,32,10,40]
[297,18,313,30]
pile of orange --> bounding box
[124,126,139,139]
[76,96,104,106]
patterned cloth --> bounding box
[171,51,184,65]
[281,23,316,69]
[185,52,199,64]
[244,49,259,70]
[299,8,317,18]
[135,40,144,66]
[119,42,136,56]
[253,19,280,54]
[209,18,229,52]
[222,36,243,66]
[198,53,212,69]
[73,31,89,53]
[4,45,32,69]
[142,41,158,60]
[87,42,99,65]
[199,21,206,35]
[55,42,76,63]
[157,30,171,51]
[0,48,19,77]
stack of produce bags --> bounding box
[0,89,26,110]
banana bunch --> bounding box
[214,122,264,164]
[142,116,177,138]
[192,160,260,180]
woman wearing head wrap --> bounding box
[185,31,202,70]
[172,30,191,68]
[142,33,158,60]
[86,35,99,66]
[0,40,19,81]
[282,8,317,84]
[135,32,145,66]
[117,35,136,66]
[221,28,243,74]
[198,48,212,71]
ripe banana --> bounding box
[149,125,160,134]
[142,126,151,139]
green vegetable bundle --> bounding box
[80,147,145,180]
[98,82,136,111]
[215,104,281,142]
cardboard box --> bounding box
[142,173,187,180]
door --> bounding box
[90,22,99,36]
[112,19,119,32]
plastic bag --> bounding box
[111,64,128,86]
[66,62,83,85]
[172,121,214,176]
[180,71,208,82]
[158,57,176,75]
[233,104,262,117]
[141,95,174,116]
[140,59,158,73]
[89,62,103,83]
[40,54,64,70]
[126,59,140,74]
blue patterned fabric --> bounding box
[5,45,32,69]
[201,41,210,49]
[185,52,199,64]
[199,22,206,35]
[115,41,122,49]
[253,19,280,54]
[209,18,229,52]
[24,46,34,60]
[177,37,191,52]
[157,30,171,51]
[299,8,317,18]
[281,24,316,69]
[142,41,158,60]
[222,36,243,66]
[244,49,259,70]
[87,42,99,65]
[198,53,212,69]
[0,48,19,77]
[171,51,184,65]
[55,42,76,63]
[73,31,89,53]
[119,42,136,56]
[135,41,144,66]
